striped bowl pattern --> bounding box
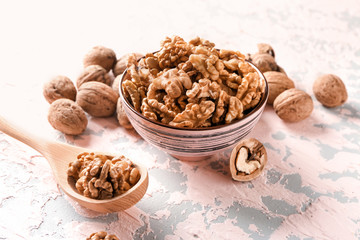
[120,62,268,161]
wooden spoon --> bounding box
[0,116,149,213]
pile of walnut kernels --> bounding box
[87,231,119,240]
[122,36,265,127]
[43,36,348,135]
[67,152,140,200]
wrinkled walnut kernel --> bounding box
[229,138,267,181]
[87,231,119,240]
[122,36,266,128]
[68,152,140,200]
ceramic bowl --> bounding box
[119,61,268,161]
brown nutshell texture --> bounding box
[273,88,313,122]
[47,99,88,135]
[113,52,144,77]
[313,74,347,107]
[76,81,119,117]
[116,98,133,129]
[251,53,278,73]
[83,46,116,72]
[264,71,295,104]
[76,65,112,88]
[112,74,122,95]
[229,138,267,182]
[43,75,77,104]
[257,43,275,58]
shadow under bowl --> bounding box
[119,62,268,161]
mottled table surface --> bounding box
[0,0,359,239]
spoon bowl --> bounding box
[0,116,149,213]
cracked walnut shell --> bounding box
[76,81,119,117]
[273,88,313,122]
[230,138,267,181]
[264,71,295,105]
[313,74,347,107]
[47,99,88,135]
[43,75,77,104]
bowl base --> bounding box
[170,154,213,161]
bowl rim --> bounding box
[119,59,268,132]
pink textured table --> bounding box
[0,0,359,239]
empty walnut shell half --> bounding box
[229,138,267,181]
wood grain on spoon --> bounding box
[0,116,148,213]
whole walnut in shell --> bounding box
[113,52,144,77]
[112,74,122,95]
[251,53,278,73]
[47,99,88,135]
[313,74,347,107]
[116,98,133,129]
[264,71,295,105]
[43,75,77,104]
[273,88,313,122]
[83,46,116,72]
[76,65,112,88]
[76,81,119,117]
[257,43,275,58]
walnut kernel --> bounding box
[230,138,267,181]
[273,88,313,122]
[264,71,295,104]
[76,81,119,117]
[47,99,87,135]
[122,36,266,128]
[83,46,116,72]
[68,152,140,200]
[43,75,77,104]
[87,231,119,240]
[313,74,347,107]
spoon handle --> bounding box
[0,115,50,155]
